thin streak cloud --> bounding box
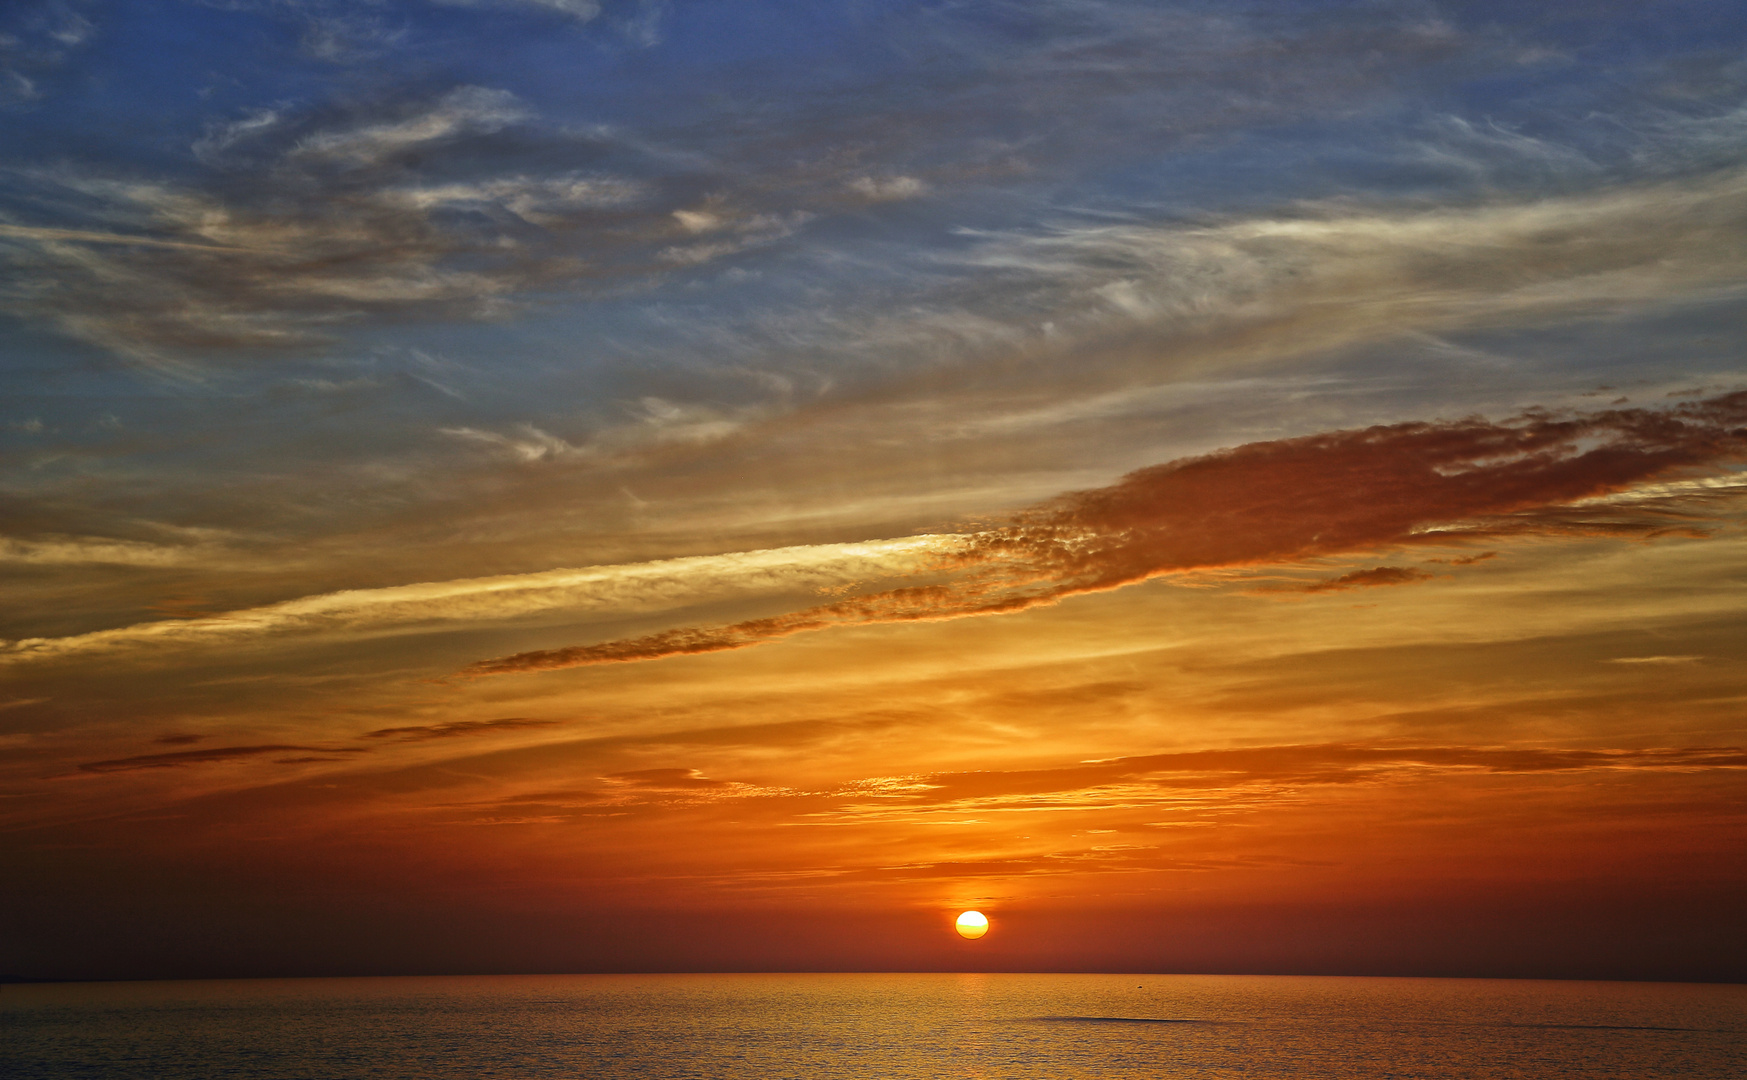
[0,536,954,664]
[74,744,367,774]
[360,718,562,741]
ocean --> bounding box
[3,972,1743,1078]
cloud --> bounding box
[185,2,406,62]
[0,1,95,109]
[74,744,366,774]
[781,743,1747,830]
[848,176,927,202]
[928,165,1747,374]
[0,86,707,363]
[0,71,836,367]
[440,424,587,463]
[360,718,561,741]
[390,174,640,221]
[604,767,730,789]
[1607,655,1704,665]
[0,223,249,251]
[1428,551,1499,566]
[450,741,1747,835]
[588,157,1747,470]
[0,534,210,566]
[8,11,1744,384]
[0,3,1605,374]
[6,395,1744,675]
[1301,566,1434,593]
[68,718,559,773]
[656,206,811,267]
[924,743,1747,795]
[62,719,571,777]
[429,0,602,22]
[441,395,770,465]
[289,86,528,167]
[462,393,1747,675]
[0,536,953,665]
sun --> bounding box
[955,910,989,939]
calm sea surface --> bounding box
[3,973,1743,1079]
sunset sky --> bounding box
[3,0,1746,982]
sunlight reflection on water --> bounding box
[3,973,1744,1079]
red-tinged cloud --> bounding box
[900,744,1747,805]
[443,743,1747,834]
[75,744,368,773]
[359,718,561,741]
[605,768,734,789]
[71,719,561,774]
[462,393,1747,675]
[1429,551,1499,565]
[1300,565,1433,592]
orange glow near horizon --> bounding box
[7,419,1745,979]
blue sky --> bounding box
[4,0,1746,644]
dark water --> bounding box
[3,973,1744,1079]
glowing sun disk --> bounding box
[955,910,989,939]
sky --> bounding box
[3,0,1746,983]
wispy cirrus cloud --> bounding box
[1606,655,1704,666]
[0,536,953,664]
[0,84,745,365]
[450,742,1747,832]
[462,393,1747,675]
[360,717,561,741]
[591,157,1747,474]
[0,1,94,108]
[1299,566,1434,593]
[0,534,212,566]
[428,0,604,23]
[605,767,732,790]
[896,744,1747,805]
[193,0,612,65]
[74,743,366,773]
[69,718,563,775]
[286,85,528,166]
[901,165,1747,387]
[0,0,1640,378]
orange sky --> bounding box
[7,404,1746,979]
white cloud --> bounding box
[941,165,1747,368]
[1606,655,1703,665]
[291,86,528,166]
[849,176,927,202]
[429,0,602,22]
[0,535,962,663]
[393,174,641,223]
[191,108,283,164]
[0,534,209,567]
[442,423,586,462]
[1,68,37,105]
